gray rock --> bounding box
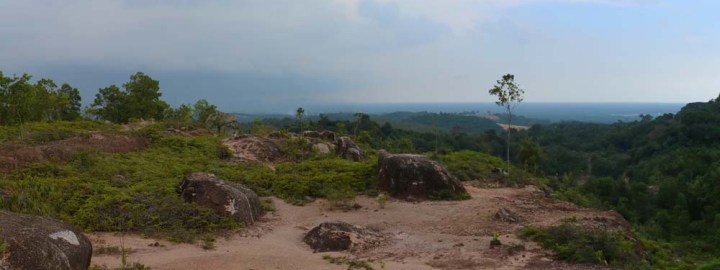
[222,135,282,163]
[320,130,336,141]
[335,136,367,162]
[378,150,467,200]
[303,221,386,252]
[179,173,263,225]
[0,210,92,270]
[312,142,333,155]
[303,131,321,138]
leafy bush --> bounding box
[438,150,505,181]
[0,135,239,242]
[438,150,540,187]
[520,223,638,266]
[271,158,377,205]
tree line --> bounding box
[0,72,81,125]
[0,71,227,129]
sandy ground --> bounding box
[90,185,619,270]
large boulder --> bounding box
[335,136,367,162]
[179,173,263,225]
[222,135,282,163]
[0,210,92,270]
[311,142,334,155]
[303,221,387,252]
[377,151,467,200]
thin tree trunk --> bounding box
[507,111,512,175]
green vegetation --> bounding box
[488,73,525,174]
[520,223,637,266]
[90,262,151,270]
[88,72,169,123]
[0,120,121,144]
[516,94,720,264]
[3,70,720,267]
[0,72,82,125]
[321,255,377,270]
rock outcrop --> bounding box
[377,151,467,200]
[0,210,92,270]
[311,142,334,155]
[303,221,387,252]
[179,173,263,225]
[222,135,282,163]
[335,136,367,162]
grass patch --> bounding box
[0,120,122,144]
[93,246,132,256]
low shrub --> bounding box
[520,222,638,266]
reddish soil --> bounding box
[90,185,621,270]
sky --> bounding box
[0,0,718,112]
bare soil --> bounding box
[90,185,620,270]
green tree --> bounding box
[517,139,541,173]
[193,99,218,124]
[91,85,129,123]
[353,113,369,139]
[488,74,524,174]
[296,107,305,133]
[123,72,168,121]
[165,104,194,127]
[58,83,82,120]
[90,72,169,123]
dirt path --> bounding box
[90,185,619,270]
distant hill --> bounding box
[233,111,552,134]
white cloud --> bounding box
[0,0,714,108]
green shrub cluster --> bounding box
[219,157,377,205]
[0,135,239,242]
[520,223,638,267]
[438,150,542,187]
[0,121,381,241]
[437,150,505,181]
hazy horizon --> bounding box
[232,101,685,124]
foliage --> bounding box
[193,99,218,124]
[438,150,505,181]
[270,158,377,205]
[488,73,525,173]
[0,134,240,242]
[518,94,720,263]
[89,72,170,123]
[520,223,638,266]
[0,71,82,125]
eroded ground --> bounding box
[91,185,619,270]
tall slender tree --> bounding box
[296,107,305,133]
[488,74,524,174]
